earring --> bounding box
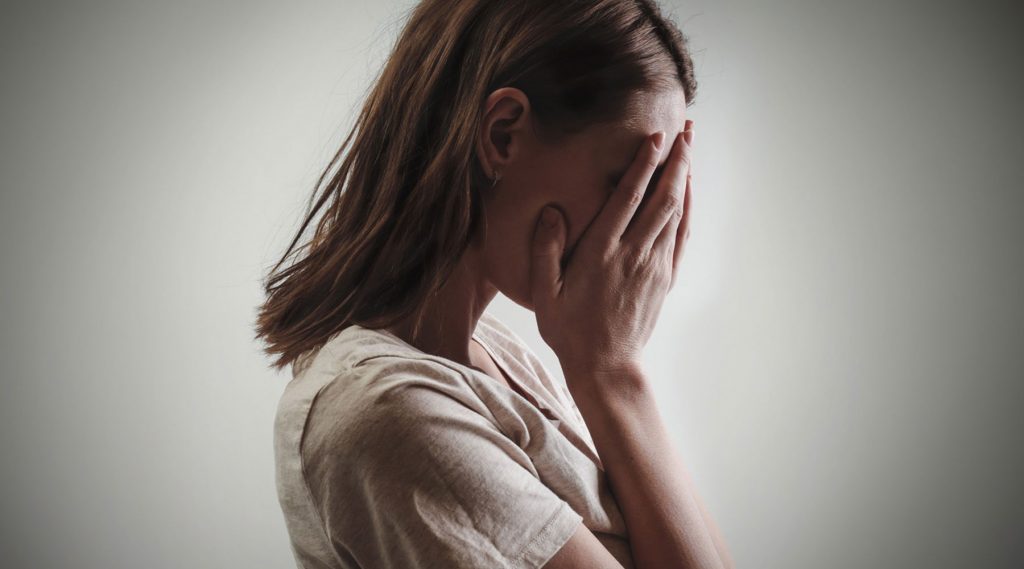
[491,170,501,188]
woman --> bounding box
[256,0,732,567]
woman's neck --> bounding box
[384,248,498,369]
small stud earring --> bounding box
[491,170,501,188]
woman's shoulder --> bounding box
[298,325,481,405]
[280,313,562,456]
[288,322,465,386]
[286,324,494,442]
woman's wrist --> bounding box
[561,359,650,404]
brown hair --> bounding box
[255,0,699,371]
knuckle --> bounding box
[591,242,614,266]
[661,194,681,215]
[678,151,692,169]
[626,188,644,206]
[655,262,671,285]
[599,248,617,268]
[628,254,649,276]
[618,245,645,275]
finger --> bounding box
[669,170,693,291]
[652,151,690,257]
[588,131,665,248]
[623,125,691,252]
[668,123,695,291]
[652,166,687,262]
[530,205,567,305]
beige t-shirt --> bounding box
[273,310,633,568]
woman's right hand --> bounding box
[530,120,694,388]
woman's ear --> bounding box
[476,87,530,182]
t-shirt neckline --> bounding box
[362,317,556,416]
[351,317,603,468]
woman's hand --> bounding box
[530,120,694,387]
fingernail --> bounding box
[541,206,559,228]
[683,126,693,145]
[652,131,665,151]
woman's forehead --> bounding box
[596,88,687,162]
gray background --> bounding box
[2,0,1022,567]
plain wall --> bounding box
[1,0,1021,567]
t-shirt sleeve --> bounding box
[320,381,584,568]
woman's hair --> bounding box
[255,0,699,371]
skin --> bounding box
[386,86,733,568]
[386,86,686,373]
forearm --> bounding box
[564,364,732,569]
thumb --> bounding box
[531,205,565,303]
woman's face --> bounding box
[474,87,688,311]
